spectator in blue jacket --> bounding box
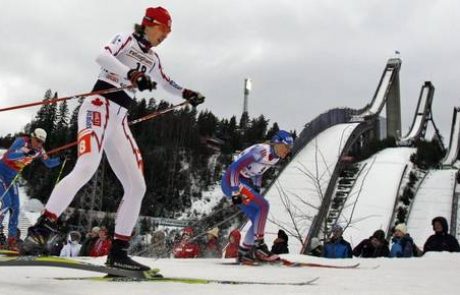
[390,223,414,258]
[323,224,352,258]
[0,128,60,251]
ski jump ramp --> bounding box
[339,148,415,247]
[354,58,401,119]
[407,169,458,247]
[442,107,460,167]
[246,123,360,254]
[399,82,435,144]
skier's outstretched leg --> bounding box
[238,186,279,262]
[103,116,149,271]
[241,189,279,262]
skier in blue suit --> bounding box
[0,128,60,250]
[221,130,294,263]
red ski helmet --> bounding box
[142,7,172,32]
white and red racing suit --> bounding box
[45,32,184,239]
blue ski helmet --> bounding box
[271,130,294,147]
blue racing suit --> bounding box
[221,143,280,247]
[0,136,60,238]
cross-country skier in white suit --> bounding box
[22,6,205,271]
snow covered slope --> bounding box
[407,169,458,247]
[340,148,415,247]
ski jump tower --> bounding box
[385,59,402,139]
[355,58,402,140]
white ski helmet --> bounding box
[32,128,47,143]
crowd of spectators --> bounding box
[3,215,458,260]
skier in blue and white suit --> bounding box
[0,128,60,250]
[221,130,293,263]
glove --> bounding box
[21,147,37,157]
[182,89,205,107]
[127,70,156,91]
[231,194,243,205]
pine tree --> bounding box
[54,100,70,146]
[30,90,57,138]
[266,122,280,140]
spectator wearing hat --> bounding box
[353,229,390,258]
[89,227,112,257]
[323,224,352,258]
[202,227,221,258]
[79,226,101,256]
[150,230,169,258]
[423,216,460,253]
[271,229,289,254]
[390,223,414,258]
[224,229,241,258]
[60,231,82,257]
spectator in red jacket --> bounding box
[89,227,112,257]
[224,229,241,258]
[173,227,200,258]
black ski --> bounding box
[222,259,360,269]
[0,255,159,279]
[54,275,320,285]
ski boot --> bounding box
[237,246,256,265]
[106,239,150,271]
[7,237,19,252]
[21,215,59,255]
[254,239,280,262]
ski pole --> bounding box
[127,100,189,125]
[54,156,69,185]
[46,141,78,157]
[46,101,190,156]
[0,85,134,112]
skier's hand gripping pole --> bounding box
[231,186,254,205]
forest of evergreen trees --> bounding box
[0,89,294,220]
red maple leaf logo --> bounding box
[91,98,103,106]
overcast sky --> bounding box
[1,0,459,145]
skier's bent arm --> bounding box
[41,156,61,169]
[95,33,132,78]
[228,152,256,193]
[96,49,131,78]
[6,138,31,160]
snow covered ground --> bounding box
[0,253,459,295]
